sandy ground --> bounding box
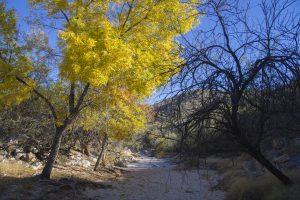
[84,157,225,200]
[0,156,225,200]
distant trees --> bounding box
[173,0,300,185]
[0,0,199,179]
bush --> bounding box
[154,139,176,158]
[226,170,300,200]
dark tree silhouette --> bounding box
[173,0,300,185]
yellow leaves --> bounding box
[25,0,200,138]
[0,2,34,110]
[52,0,199,97]
[0,3,17,37]
[53,0,68,10]
[0,61,33,110]
[79,86,146,140]
[29,0,69,15]
[89,68,108,86]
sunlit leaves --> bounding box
[0,2,33,109]
[31,0,199,98]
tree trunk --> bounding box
[246,145,293,186]
[94,134,108,171]
[40,126,65,179]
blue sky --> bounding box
[5,0,300,104]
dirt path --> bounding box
[84,156,225,200]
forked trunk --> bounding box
[40,126,65,179]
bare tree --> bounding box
[173,0,300,185]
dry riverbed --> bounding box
[86,156,224,200]
[0,156,225,200]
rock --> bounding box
[9,157,16,161]
[272,137,287,150]
[17,160,23,165]
[242,160,256,172]
[66,160,75,166]
[16,153,26,160]
[273,154,290,163]
[82,160,91,168]
[122,148,136,162]
[31,147,39,154]
[8,139,18,145]
[31,162,42,170]
[114,160,127,168]
[143,149,150,156]
[10,148,22,157]
[242,159,265,176]
[0,150,7,156]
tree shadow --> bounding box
[0,174,116,200]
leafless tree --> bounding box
[172,0,300,185]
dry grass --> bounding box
[226,170,300,200]
[0,161,120,199]
[0,161,34,177]
[0,161,36,191]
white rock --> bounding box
[82,160,91,168]
[17,160,23,164]
[31,162,42,170]
[0,150,7,156]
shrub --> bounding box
[226,170,300,200]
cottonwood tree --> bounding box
[0,0,200,179]
[75,86,147,171]
[174,0,300,185]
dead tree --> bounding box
[173,0,300,186]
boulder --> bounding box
[0,150,7,156]
[242,160,256,172]
[273,154,290,164]
[272,138,287,150]
[92,157,98,163]
[10,148,22,157]
[31,147,39,154]
[114,160,127,168]
[16,153,26,160]
[31,162,42,170]
[242,159,265,176]
[82,160,91,168]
